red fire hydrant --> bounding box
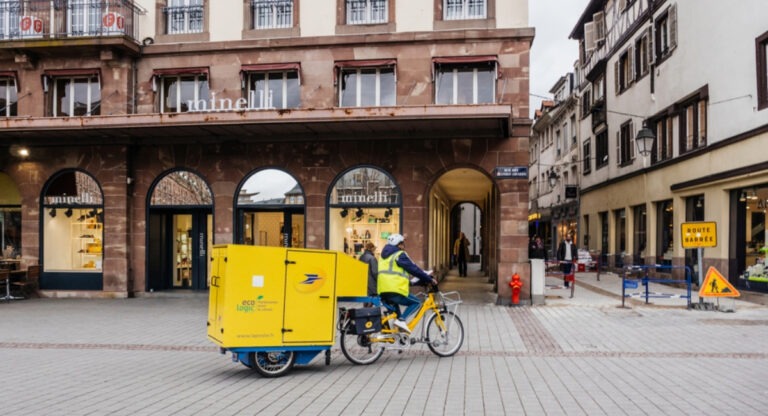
[509,273,523,305]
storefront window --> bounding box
[657,200,674,267]
[743,188,767,267]
[43,170,103,273]
[328,166,400,257]
[0,172,22,259]
[236,169,304,247]
[632,204,646,264]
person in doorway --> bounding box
[453,232,470,277]
[557,234,578,288]
[528,235,547,261]
[378,233,437,333]
[358,242,378,297]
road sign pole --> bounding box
[697,247,704,305]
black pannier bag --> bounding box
[348,307,382,334]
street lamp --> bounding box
[548,170,559,189]
[635,127,656,157]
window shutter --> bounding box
[669,4,677,50]
[594,12,605,42]
[628,44,635,84]
[616,131,620,163]
[614,60,619,95]
[647,27,655,64]
[629,121,635,159]
[584,22,596,53]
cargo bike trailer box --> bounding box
[207,244,370,376]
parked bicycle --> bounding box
[338,282,464,364]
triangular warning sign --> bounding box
[699,266,740,298]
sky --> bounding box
[529,0,591,118]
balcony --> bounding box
[0,1,142,56]
[591,100,606,131]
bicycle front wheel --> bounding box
[339,324,384,365]
[426,311,464,357]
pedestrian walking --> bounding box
[453,232,470,277]
[358,241,378,297]
[557,233,577,290]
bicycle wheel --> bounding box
[249,351,296,378]
[339,324,384,365]
[426,311,464,357]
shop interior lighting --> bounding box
[339,208,348,218]
[739,192,747,202]
[49,208,56,218]
[65,208,73,218]
[355,208,364,218]
[384,208,392,218]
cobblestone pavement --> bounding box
[1,267,768,415]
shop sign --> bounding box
[494,166,528,179]
[335,191,397,205]
[45,192,98,206]
[565,185,578,199]
[681,221,717,248]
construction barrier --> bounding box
[621,264,693,309]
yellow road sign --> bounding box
[699,266,740,298]
[681,221,717,248]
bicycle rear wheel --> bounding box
[339,324,384,365]
[426,311,464,357]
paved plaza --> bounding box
[1,267,768,415]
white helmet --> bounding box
[387,233,405,246]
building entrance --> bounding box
[147,170,214,291]
[147,210,212,291]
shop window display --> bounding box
[43,170,104,273]
[328,166,400,257]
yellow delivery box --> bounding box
[207,245,368,348]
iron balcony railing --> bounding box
[0,0,140,41]
[163,2,203,35]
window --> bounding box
[339,65,395,107]
[68,0,101,36]
[634,29,650,79]
[654,5,677,62]
[679,99,707,154]
[43,170,104,281]
[581,89,591,118]
[346,0,387,25]
[166,0,203,34]
[757,30,768,110]
[252,0,293,29]
[0,74,18,116]
[435,60,495,105]
[582,139,591,174]
[616,48,633,93]
[618,120,634,165]
[158,72,209,113]
[595,130,608,169]
[555,129,562,156]
[570,115,577,146]
[652,116,674,163]
[328,166,401,257]
[0,1,20,39]
[244,69,299,109]
[51,75,101,116]
[593,73,604,102]
[444,0,486,20]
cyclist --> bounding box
[377,233,437,333]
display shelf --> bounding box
[71,220,103,270]
[347,215,398,256]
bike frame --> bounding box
[380,290,445,335]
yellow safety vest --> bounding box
[377,250,409,296]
